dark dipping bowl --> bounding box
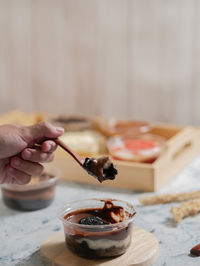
[1,166,60,211]
[58,198,136,259]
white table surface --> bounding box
[1,158,200,266]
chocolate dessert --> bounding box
[1,173,57,211]
[51,116,92,132]
[61,200,136,259]
[83,156,118,182]
[94,118,151,137]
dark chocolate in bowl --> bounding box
[58,199,136,259]
[1,166,60,211]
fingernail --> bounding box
[24,150,31,159]
[55,127,64,133]
[13,158,20,166]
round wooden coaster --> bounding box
[40,227,159,266]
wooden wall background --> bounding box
[0,0,200,125]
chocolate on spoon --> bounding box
[83,156,117,182]
[54,138,117,182]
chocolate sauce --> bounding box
[63,200,135,259]
[83,156,118,183]
[65,200,125,224]
[53,117,88,124]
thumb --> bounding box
[22,121,64,144]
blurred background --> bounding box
[0,0,200,124]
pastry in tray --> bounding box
[94,118,151,137]
[107,134,166,163]
[59,130,107,157]
[0,110,44,125]
[50,115,93,132]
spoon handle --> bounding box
[54,138,84,167]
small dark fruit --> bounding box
[103,163,118,180]
[79,216,107,225]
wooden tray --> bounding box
[0,111,199,192]
[40,227,159,266]
[52,123,200,191]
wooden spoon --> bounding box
[54,138,118,183]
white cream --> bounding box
[114,149,134,160]
[76,235,131,250]
[139,146,161,156]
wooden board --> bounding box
[40,227,159,266]
[52,124,200,191]
[1,110,199,192]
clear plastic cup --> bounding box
[94,118,151,137]
[58,198,136,259]
[1,165,60,211]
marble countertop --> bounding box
[1,158,200,266]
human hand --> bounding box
[0,121,64,184]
